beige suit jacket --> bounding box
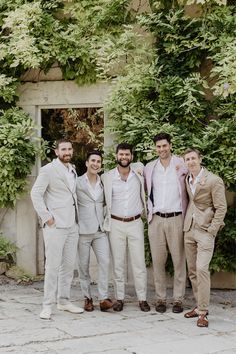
[31,159,78,228]
[183,168,227,237]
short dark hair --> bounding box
[153,132,172,144]
[86,150,103,161]
[183,148,202,159]
[55,138,73,149]
[116,143,133,154]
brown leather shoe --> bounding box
[184,307,209,318]
[155,301,166,313]
[100,298,113,312]
[113,300,124,312]
[197,314,209,327]
[139,301,151,312]
[84,297,94,312]
[172,301,183,313]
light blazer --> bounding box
[76,174,105,234]
[101,162,147,232]
[183,168,227,237]
[31,159,78,228]
[144,155,188,223]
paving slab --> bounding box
[0,276,235,354]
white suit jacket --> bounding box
[31,159,78,228]
[101,162,147,232]
[76,173,105,234]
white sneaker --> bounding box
[57,302,84,314]
[39,307,52,320]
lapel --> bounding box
[105,169,115,207]
[146,159,158,194]
[185,175,193,200]
[193,168,208,198]
[52,159,73,193]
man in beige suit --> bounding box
[183,148,227,327]
[102,143,150,312]
[76,150,113,312]
[31,139,84,319]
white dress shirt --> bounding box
[152,158,182,213]
[111,168,143,218]
[85,174,103,200]
[188,167,204,195]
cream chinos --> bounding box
[78,231,110,300]
[148,214,186,302]
[109,218,147,301]
[43,222,79,307]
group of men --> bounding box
[31,132,227,328]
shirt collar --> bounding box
[189,167,204,184]
[55,158,75,173]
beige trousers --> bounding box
[184,226,215,312]
[43,222,79,308]
[148,214,186,302]
[109,218,147,301]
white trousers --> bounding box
[78,231,110,300]
[42,223,79,308]
[109,218,147,301]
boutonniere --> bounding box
[136,169,143,176]
[175,165,180,172]
[199,176,206,186]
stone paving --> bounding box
[0,277,235,354]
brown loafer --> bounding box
[155,301,166,313]
[84,297,94,312]
[113,300,124,312]
[184,307,209,318]
[197,314,209,327]
[100,298,113,312]
[139,301,150,312]
[172,301,183,313]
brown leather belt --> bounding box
[111,214,141,222]
[155,211,182,218]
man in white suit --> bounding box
[102,143,150,312]
[31,139,84,319]
[76,150,113,312]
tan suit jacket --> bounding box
[183,168,227,237]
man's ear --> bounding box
[85,160,88,168]
[55,149,58,157]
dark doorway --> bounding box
[41,107,104,175]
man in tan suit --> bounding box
[183,148,227,327]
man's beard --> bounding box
[59,155,72,163]
[117,159,131,168]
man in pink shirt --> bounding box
[144,133,188,313]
